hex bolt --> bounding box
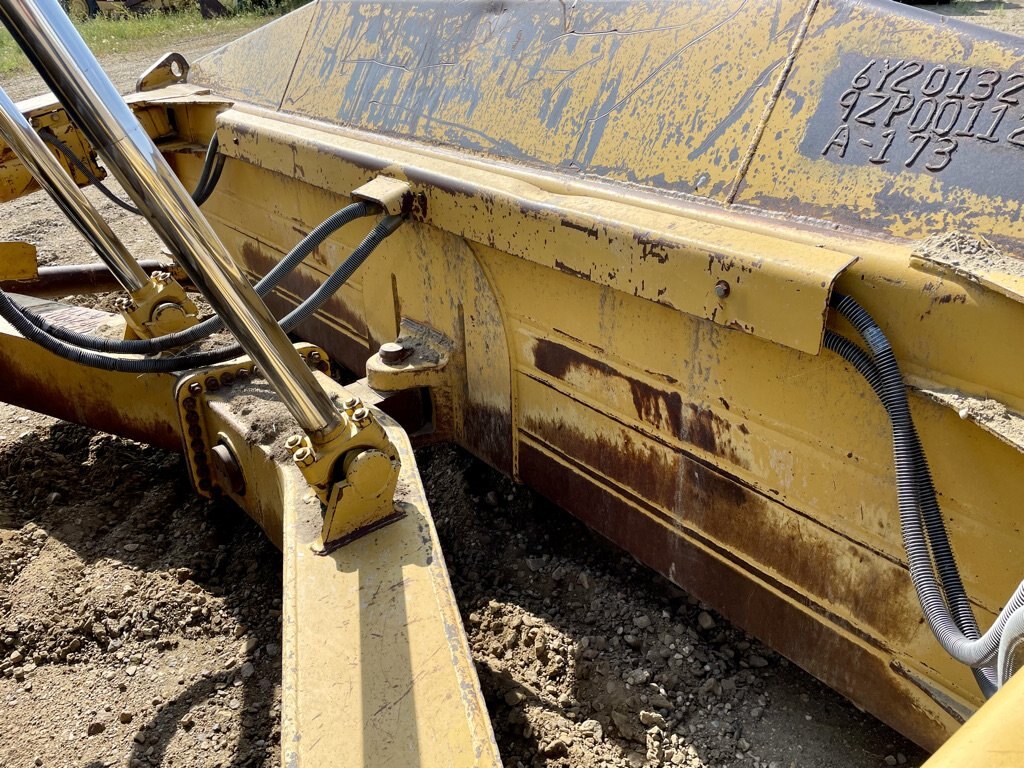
[342,397,361,413]
[293,447,315,467]
[379,341,411,365]
[204,376,220,392]
[188,382,202,395]
[284,435,303,453]
[352,407,372,428]
[219,371,235,387]
[714,280,731,299]
[182,396,196,411]
[235,368,250,382]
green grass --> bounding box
[0,8,268,77]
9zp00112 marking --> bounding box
[817,58,1024,173]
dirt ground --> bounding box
[1,3,1021,767]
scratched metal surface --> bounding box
[189,0,1024,250]
[193,0,811,201]
[736,0,1024,247]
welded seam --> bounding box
[277,1,320,112]
[724,0,820,204]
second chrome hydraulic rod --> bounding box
[0,85,148,294]
[0,0,343,440]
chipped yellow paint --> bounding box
[736,1,1024,247]
[216,108,856,355]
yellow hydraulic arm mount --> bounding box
[0,295,501,767]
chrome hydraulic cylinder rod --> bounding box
[0,0,343,440]
[0,85,149,294]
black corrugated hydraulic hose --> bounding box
[824,329,997,696]
[0,214,402,373]
[41,129,140,214]
[828,294,1024,689]
[41,130,227,213]
[17,201,375,353]
[191,133,226,206]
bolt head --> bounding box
[714,280,730,299]
[379,341,411,365]
[204,377,220,392]
[293,447,315,467]
[188,382,202,395]
[285,435,303,452]
[342,397,361,412]
[352,407,372,428]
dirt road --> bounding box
[1,3,1020,767]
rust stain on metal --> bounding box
[517,442,954,752]
[462,401,513,476]
[531,337,738,461]
[521,413,917,648]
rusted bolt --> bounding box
[293,447,315,467]
[714,280,731,299]
[379,341,411,365]
[352,407,372,428]
[187,424,202,438]
[342,397,361,413]
[211,443,245,495]
[188,382,202,395]
[284,435,303,453]
[219,371,235,387]
[190,438,204,451]
[184,411,200,424]
[204,376,220,392]
[182,397,196,411]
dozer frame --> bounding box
[1,0,1024,765]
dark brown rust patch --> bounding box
[531,338,742,463]
[261,291,369,375]
[552,260,592,281]
[240,240,368,338]
[463,401,513,476]
[517,443,954,752]
[686,403,718,456]
[533,338,683,438]
[400,190,428,221]
[523,417,681,514]
[0,342,182,451]
[560,219,599,239]
[521,415,915,647]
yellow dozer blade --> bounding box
[2,0,1024,765]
